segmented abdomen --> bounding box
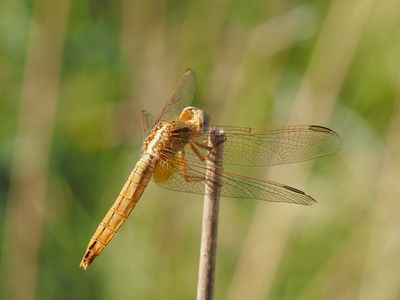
[80,153,156,269]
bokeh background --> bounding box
[1,0,400,299]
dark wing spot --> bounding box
[283,185,305,194]
[309,125,333,133]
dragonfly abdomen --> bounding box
[80,153,157,270]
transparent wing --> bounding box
[184,125,342,166]
[155,69,197,123]
[152,153,316,205]
[140,110,157,138]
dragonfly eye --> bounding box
[179,106,196,120]
[180,106,208,134]
[197,109,208,134]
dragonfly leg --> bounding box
[194,141,210,150]
[189,142,206,161]
[177,150,190,182]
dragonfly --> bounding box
[80,69,342,270]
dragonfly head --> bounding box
[179,106,209,134]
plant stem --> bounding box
[196,128,225,300]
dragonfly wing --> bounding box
[156,69,197,123]
[152,154,316,205]
[219,170,316,205]
[140,110,157,137]
[187,125,342,167]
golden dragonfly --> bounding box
[80,69,341,270]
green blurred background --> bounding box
[1,0,400,299]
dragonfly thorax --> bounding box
[144,106,208,159]
[143,121,192,160]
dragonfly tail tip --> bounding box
[80,259,89,270]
